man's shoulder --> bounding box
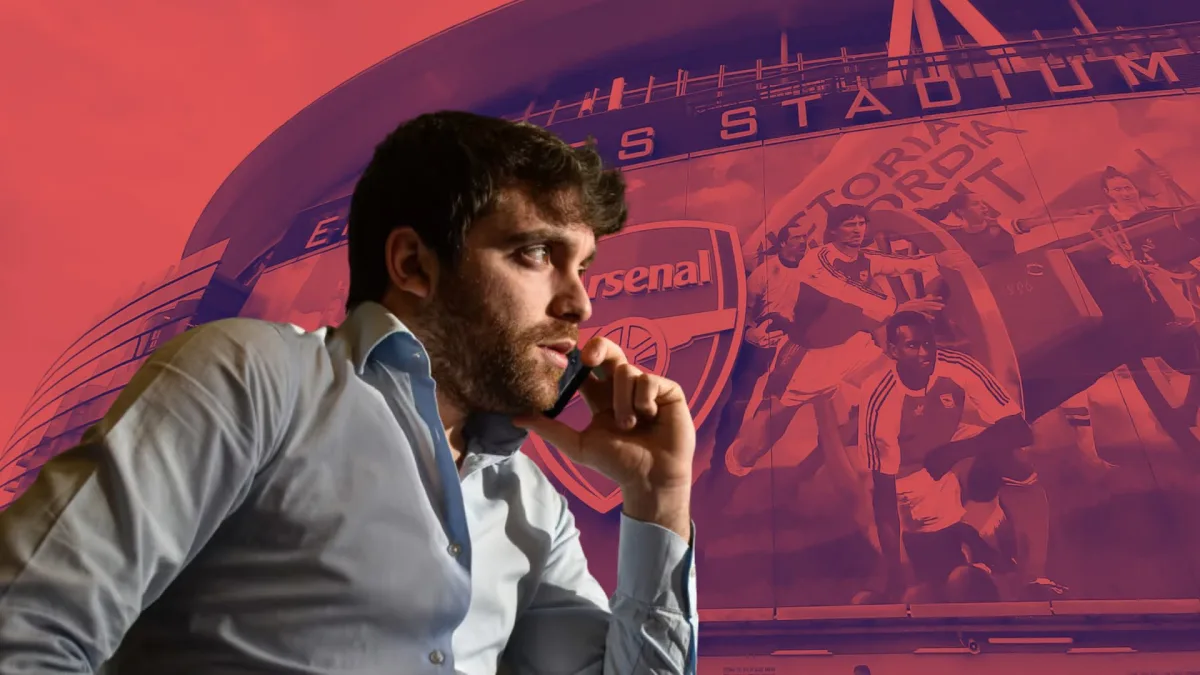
[798,245,832,275]
[188,316,291,340]
[746,261,770,289]
[861,368,903,441]
[173,317,298,351]
[861,365,901,405]
[935,348,1001,386]
[150,317,325,376]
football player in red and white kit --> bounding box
[707,221,813,481]
[857,311,1066,603]
[724,204,968,480]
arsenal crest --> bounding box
[524,221,747,513]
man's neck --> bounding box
[833,242,860,260]
[897,368,932,392]
[436,390,468,466]
[382,298,468,465]
[963,219,988,234]
[778,253,802,268]
[1111,201,1145,219]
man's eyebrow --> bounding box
[500,228,567,247]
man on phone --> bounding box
[0,112,698,674]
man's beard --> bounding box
[414,277,576,417]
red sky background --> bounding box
[0,0,509,444]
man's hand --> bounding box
[513,336,695,541]
[746,314,787,345]
[923,445,957,481]
[759,312,789,332]
[896,296,945,317]
[934,248,973,270]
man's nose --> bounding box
[554,272,592,324]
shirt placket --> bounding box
[373,349,473,574]
[408,373,472,572]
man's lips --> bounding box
[540,340,576,354]
[538,340,576,369]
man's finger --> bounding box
[576,368,614,414]
[574,335,632,414]
[580,335,630,375]
[512,415,585,462]
[613,363,641,429]
[632,372,660,420]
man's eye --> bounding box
[522,245,551,265]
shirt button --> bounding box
[429,650,445,665]
[447,542,462,557]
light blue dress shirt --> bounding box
[0,301,698,674]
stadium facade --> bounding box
[7,0,1200,670]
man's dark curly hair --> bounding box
[345,110,628,311]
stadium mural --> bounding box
[655,94,1200,613]
[186,94,1200,616]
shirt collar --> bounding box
[336,300,417,376]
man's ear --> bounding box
[385,228,439,300]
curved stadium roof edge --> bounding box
[184,0,882,276]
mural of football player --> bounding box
[857,311,1066,603]
[1031,165,1200,445]
[923,191,1114,472]
[1096,165,1168,227]
[1096,165,1200,436]
[707,221,813,483]
[932,191,1029,268]
[724,204,971,489]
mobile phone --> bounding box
[543,350,593,419]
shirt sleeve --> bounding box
[865,250,940,279]
[939,349,1021,424]
[860,371,902,476]
[0,319,293,672]
[503,495,697,675]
